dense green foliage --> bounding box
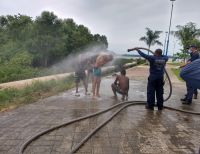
[174,22,200,60]
[0,11,108,83]
[0,75,75,111]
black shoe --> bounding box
[182,100,192,105]
[193,94,198,99]
[158,107,163,110]
[180,97,187,101]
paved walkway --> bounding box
[0,65,199,154]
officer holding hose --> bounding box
[128,48,168,110]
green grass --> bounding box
[168,62,183,66]
[0,75,75,111]
[171,68,184,81]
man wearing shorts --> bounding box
[75,56,88,96]
[111,69,129,101]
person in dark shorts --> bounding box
[74,55,88,96]
[111,69,129,101]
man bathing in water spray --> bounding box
[74,55,88,96]
[111,69,129,101]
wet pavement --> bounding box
[0,65,199,154]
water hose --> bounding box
[19,47,200,154]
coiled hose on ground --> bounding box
[19,47,200,154]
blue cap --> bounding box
[190,45,197,49]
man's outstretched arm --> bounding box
[128,48,152,61]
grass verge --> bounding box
[171,68,184,81]
[0,75,75,111]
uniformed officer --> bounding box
[128,48,168,110]
[180,58,200,90]
[180,45,199,104]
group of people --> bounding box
[75,45,199,110]
[74,51,130,101]
[74,52,114,98]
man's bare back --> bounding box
[116,75,129,94]
[111,69,129,100]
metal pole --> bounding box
[165,0,175,55]
[163,32,168,54]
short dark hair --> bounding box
[155,49,162,56]
[121,69,126,75]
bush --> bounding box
[9,51,33,66]
[0,65,39,83]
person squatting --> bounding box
[111,69,129,101]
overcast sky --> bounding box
[0,0,200,55]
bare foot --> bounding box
[85,92,91,95]
[92,95,96,99]
[96,94,100,97]
[75,93,80,97]
[111,96,118,100]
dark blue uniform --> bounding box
[180,59,200,89]
[137,50,168,110]
[185,52,199,102]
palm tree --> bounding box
[140,27,163,54]
[175,22,200,51]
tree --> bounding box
[93,34,108,49]
[27,11,64,67]
[175,22,200,51]
[0,11,109,68]
[140,27,163,54]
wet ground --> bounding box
[0,65,199,154]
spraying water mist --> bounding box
[46,44,117,75]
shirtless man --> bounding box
[74,55,88,96]
[111,69,129,101]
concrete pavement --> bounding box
[0,65,199,154]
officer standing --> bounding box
[180,45,199,104]
[180,58,200,90]
[128,48,168,110]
